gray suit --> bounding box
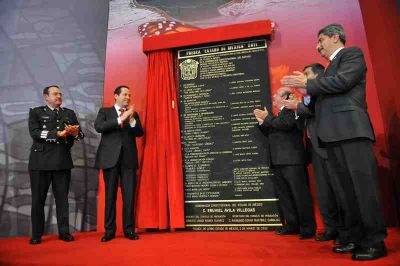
[306,47,386,247]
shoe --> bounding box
[275,227,299,235]
[332,242,356,254]
[101,234,115,242]
[29,238,41,245]
[315,232,337,242]
[352,246,387,261]
[333,238,343,245]
[299,232,315,240]
[59,234,74,242]
[124,231,139,240]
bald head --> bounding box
[273,87,293,109]
[277,87,292,95]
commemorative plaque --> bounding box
[178,38,282,231]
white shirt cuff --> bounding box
[129,119,136,128]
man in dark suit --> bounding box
[95,85,144,242]
[28,85,84,244]
[254,87,316,239]
[283,63,341,243]
[282,24,387,260]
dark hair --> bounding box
[303,63,325,78]
[318,23,346,45]
[43,85,60,95]
[114,85,129,96]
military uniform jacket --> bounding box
[28,106,84,171]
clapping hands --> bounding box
[58,125,80,138]
[253,107,269,124]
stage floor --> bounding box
[0,228,399,266]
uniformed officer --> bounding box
[28,85,84,244]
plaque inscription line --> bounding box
[186,224,282,227]
[178,39,267,59]
[185,199,278,203]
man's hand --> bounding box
[254,107,269,123]
[281,71,307,88]
[127,105,136,123]
[295,88,307,96]
[283,96,300,111]
[120,105,135,122]
[57,130,67,138]
[65,125,79,137]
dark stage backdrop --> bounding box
[0,0,109,237]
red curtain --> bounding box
[136,49,185,229]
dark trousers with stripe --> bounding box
[29,169,71,239]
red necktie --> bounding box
[119,108,125,128]
[324,60,331,74]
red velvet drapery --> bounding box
[136,49,185,229]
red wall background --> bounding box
[359,0,400,225]
[100,0,400,231]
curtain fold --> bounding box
[136,49,185,229]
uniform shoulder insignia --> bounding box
[30,106,43,110]
[62,107,75,113]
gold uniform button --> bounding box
[34,149,37,152]
[57,141,60,144]
[57,120,59,122]
[57,126,60,129]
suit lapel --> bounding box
[324,47,346,76]
[109,107,121,128]
[325,48,346,77]
[109,106,118,119]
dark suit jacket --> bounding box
[306,47,375,143]
[94,107,144,170]
[296,102,327,159]
[258,108,307,166]
[28,106,84,170]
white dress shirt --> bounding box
[329,47,344,61]
[114,104,136,127]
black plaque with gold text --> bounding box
[178,38,282,231]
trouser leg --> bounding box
[120,166,136,234]
[330,139,387,247]
[51,170,71,236]
[311,145,339,234]
[102,166,119,235]
[280,165,316,234]
[273,167,299,230]
[30,170,51,239]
